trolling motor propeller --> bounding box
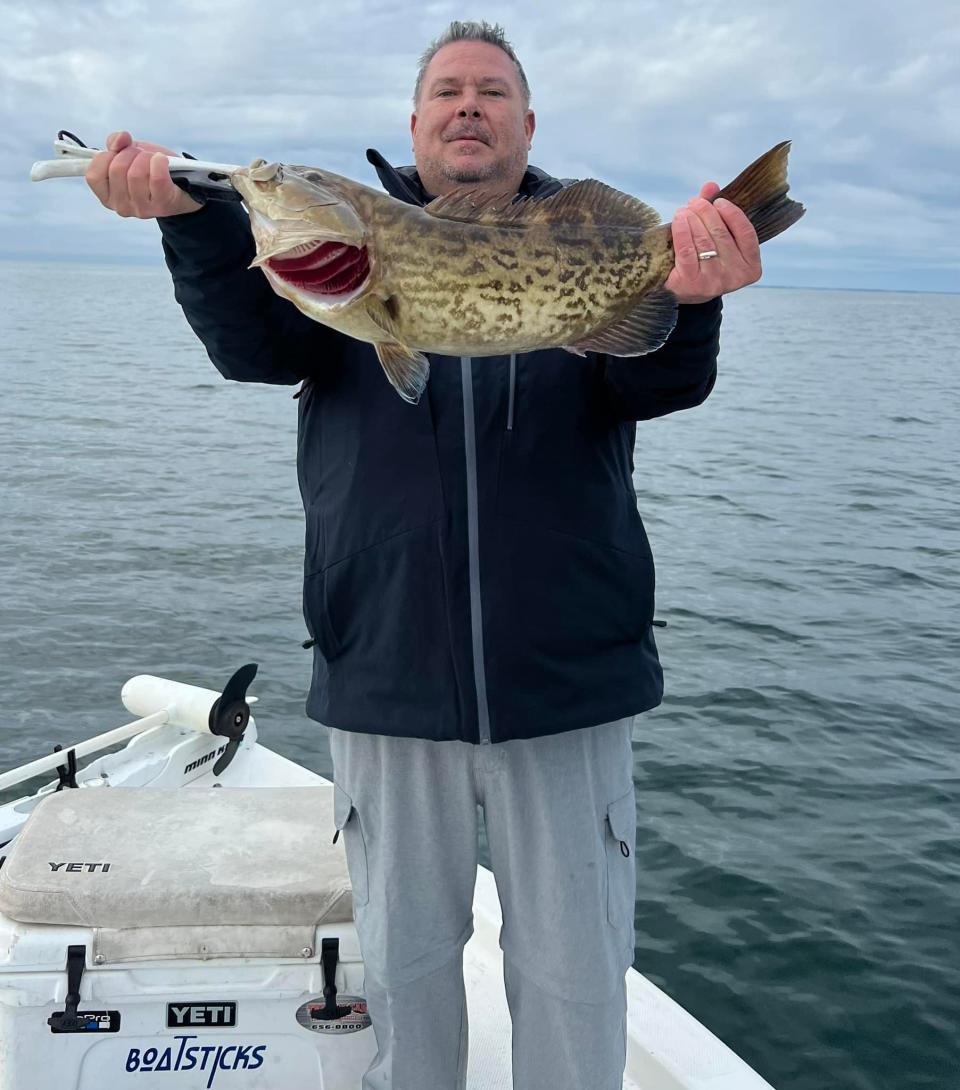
[208,664,258,776]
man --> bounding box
[87,21,760,1090]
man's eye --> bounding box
[485,90,504,96]
[436,90,455,97]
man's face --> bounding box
[411,40,536,197]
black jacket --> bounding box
[159,152,722,744]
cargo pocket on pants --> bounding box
[604,789,637,936]
[333,784,369,908]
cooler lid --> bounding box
[0,787,353,935]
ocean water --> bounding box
[1,260,958,1089]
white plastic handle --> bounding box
[30,135,243,183]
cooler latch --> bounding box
[310,937,353,1021]
[47,945,121,1034]
[47,945,86,1031]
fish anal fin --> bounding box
[565,289,678,358]
[425,180,661,230]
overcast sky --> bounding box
[2,0,958,291]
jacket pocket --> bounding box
[333,784,369,908]
[303,569,342,662]
[306,523,459,734]
[604,788,637,933]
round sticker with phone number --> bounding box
[296,995,372,1034]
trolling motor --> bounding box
[0,666,262,798]
[117,663,260,778]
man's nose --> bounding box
[457,88,482,117]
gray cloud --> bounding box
[2,0,958,290]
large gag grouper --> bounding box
[231,141,804,402]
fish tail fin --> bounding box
[715,141,805,244]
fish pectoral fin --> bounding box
[374,341,430,404]
[364,294,403,338]
[564,289,679,358]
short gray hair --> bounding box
[414,21,531,107]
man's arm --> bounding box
[86,132,341,387]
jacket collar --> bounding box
[365,148,563,206]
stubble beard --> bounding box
[421,144,528,192]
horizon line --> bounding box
[0,254,957,297]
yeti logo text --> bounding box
[167,1003,237,1028]
[49,862,112,873]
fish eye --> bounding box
[249,160,283,183]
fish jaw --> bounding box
[232,162,375,310]
[246,210,373,310]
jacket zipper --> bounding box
[461,357,492,746]
[507,353,517,431]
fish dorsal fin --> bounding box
[518,181,662,229]
[424,180,662,230]
[564,289,678,358]
[423,188,519,225]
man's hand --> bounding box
[85,131,202,219]
[665,182,761,304]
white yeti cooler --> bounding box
[0,786,376,1088]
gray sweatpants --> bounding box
[328,718,637,1090]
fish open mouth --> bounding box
[265,241,370,297]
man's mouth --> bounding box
[265,241,370,296]
[446,133,489,145]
